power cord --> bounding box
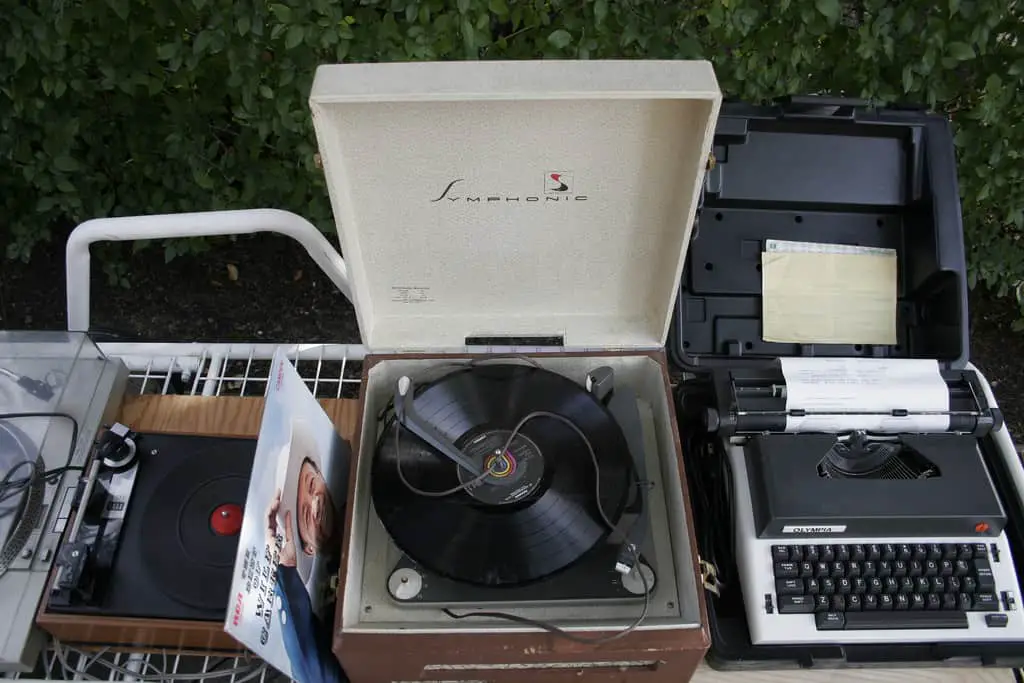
[683,425,734,594]
[442,537,648,645]
[0,459,38,510]
[393,400,650,643]
[0,412,82,579]
[0,412,82,507]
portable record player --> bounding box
[307,60,722,682]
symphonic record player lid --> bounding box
[308,60,722,353]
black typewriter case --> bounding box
[668,97,1024,671]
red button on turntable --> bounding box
[211,503,243,536]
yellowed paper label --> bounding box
[761,250,898,345]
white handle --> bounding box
[65,209,351,332]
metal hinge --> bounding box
[699,557,722,597]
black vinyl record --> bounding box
[372,364,633,587]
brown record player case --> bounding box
[339,351,710,683]
[307,60,723,682]
[34,394,359,653]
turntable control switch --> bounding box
[210,504,243,536]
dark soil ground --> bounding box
[2,231,1023,435]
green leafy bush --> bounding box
[2,0,1022,320]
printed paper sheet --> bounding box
[781,357,950,433]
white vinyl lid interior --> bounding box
[309,60,721,351]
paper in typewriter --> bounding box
[780,358,950,433]
[761,239,898,345]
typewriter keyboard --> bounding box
[770,542,1011,630]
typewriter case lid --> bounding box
[668,99,971,371]
[308,60,722,353]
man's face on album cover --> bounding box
[297,458,338,556]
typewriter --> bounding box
[703,361,1024,645]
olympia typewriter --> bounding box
[706,362,1021,644]
[671,99,1024,668]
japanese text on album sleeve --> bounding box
[252,534,282,645]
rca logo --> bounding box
[232,592,243,626]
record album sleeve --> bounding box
[225,349,350,683]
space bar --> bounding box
[823,611,969,630]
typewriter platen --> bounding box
[703,359,1024,645]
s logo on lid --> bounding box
[548,173,569,192]
[545,172,572,194]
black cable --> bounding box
[443,543,648,645]
[683,426,734,593]
[0,412,82,503]
[0,459,36,512]
[395,405,651,643]
[393,418,498,496]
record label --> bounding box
[457,430,544,505]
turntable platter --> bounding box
[372,364,633,587]
[141,450,250,611]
